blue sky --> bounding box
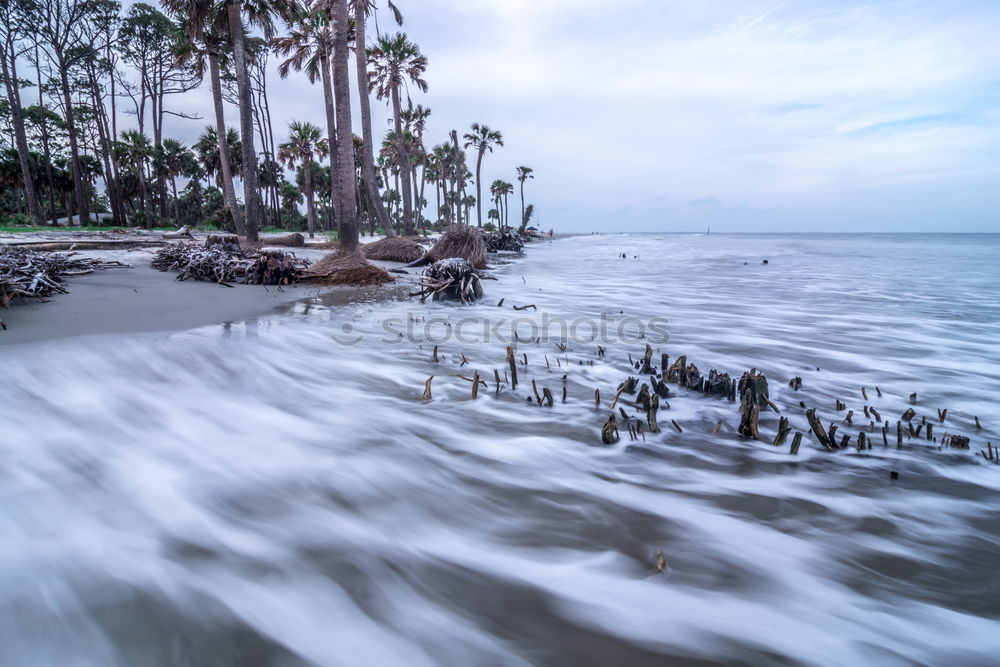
[164,0,1000,232]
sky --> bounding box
[159,0,1000,233]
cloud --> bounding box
[154,0,1000,231]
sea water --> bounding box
[2,233,999,665]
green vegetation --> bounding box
[1,0,536,247]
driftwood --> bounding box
[410,258,484,303]
[2,239,166,251]
[737,369,769,439]
[152,242,309,285]
[483,229,525,253]
[162,225,194,240]
[259,232,305,248]
[0,246,126,308]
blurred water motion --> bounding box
[2,233,999,665]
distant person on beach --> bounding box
[548,228,553,237]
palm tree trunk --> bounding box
[318,48,341,240]
[1,40,42,224]
[354,1,394,238]
[449,131,461,225]
[304,161,316,237]
[503,192,510,228]
[391,86,414,235]
[520,180,525,231]
[226,1,261,241]
[332,0,359,252]
[209,52,245,235]
[171,176,180,226]
[474,149,485,228]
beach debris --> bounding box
[890,471,899,480]
[152,240,309,286]
[161,225,194,240]
[601,414,619,444]
[909,392,918,404]
[363,236,425,263]
[507,345,518,390]
[937,408,948,423]
[975,416,982,430]
[656,551,667,573]
[512,304,537,311]
[806,409,836,451]
[408,225,488,269]
[1,239,166,251]
[303,251,394,286]
[901,408,916,422]
[737,369,770,439]
[421,376,434,401]
[483,229,525,253]
[948,435,970,449]
[0,246,126,308]
[258,232,305,247]
[410,258,484,303]
[790,432,803,455]
[789,376,802,390]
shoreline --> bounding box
[0,230,548,346]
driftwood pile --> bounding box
[303,251,394,287]
[410,258,485,303]
[409,225,488,269]
[151,236,308,286]
[483,229,525,253]
[0,246,125,308]
[363,236,426,263]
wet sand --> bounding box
[0,243,415,345]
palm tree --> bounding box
[352,0,397,237]
[171,15,245,235]
[163,0,304,241]
[272,7,342,240]
[402,104,431,224]
[498,180,514,228]
[463,123,503,228]
[194,126,242,186]
[367,32,427,235]
[157,138,188,226]
[115,130,153,227]
[329,0,359,250]
[278,120,328,238]
[490,179,504,230]
[515,166,533,231]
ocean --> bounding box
[2,233,999,665]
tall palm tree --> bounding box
[498,180,514,228]
[367,32,427,235]
[115,130,153,227]
[402,104,430,224]
[515,166,533,231]
[157,138,188,226]
[163,0,303,241]
[490,179,504,230]
[352,0,397,237]
[463,123,503,228]
[272,6,342,241]
[278,120,328,238]
[328,0,359,250]
[171,14,245,235]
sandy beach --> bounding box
[0,232,420,345]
